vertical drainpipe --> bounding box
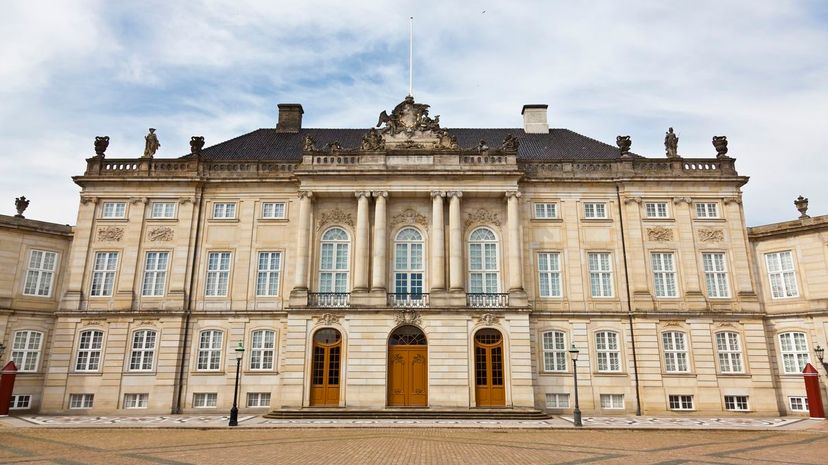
[616,184,642,416]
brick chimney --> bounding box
[276,103,304,133]
[521,104,549,134]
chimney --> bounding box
[521,104,549,134]
[276,103,304,133]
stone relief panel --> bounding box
[148,226,174,241]
[394,310,422,327]
[97,226,124,242]
[646,226,673,242]
[465,208,501,229]
[315,313,341,326]
[317,207,354,229]
[698,228,724,242]
[390,207,428,228]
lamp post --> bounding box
[228,341,245,427]
[816,344,826,371]
[568,344,582,427]
[0,342,5,360]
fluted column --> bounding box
[448,191,464,291]
[293,191,313,291]
[353,191,372,292]
[371,191,388,291]
[430,191,446,291]
[506,191,523,291]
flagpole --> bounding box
[409,16,413,97]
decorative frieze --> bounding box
[672,196,692,205]
[148,226,174,241]
[476,313,500,326]
[317,207,354,228]
[646,226,673,242]
[623,196,643,205]
[97,226,124,242]
[698,228,724,242]
[465,208,501,228]
[390,208,428,228]
[394,310,422,327]
[315,313,341,326]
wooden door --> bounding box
[310,329,341,407]
[474,329,505,407]
[387,326,428,407]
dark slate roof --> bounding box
[193,128,638,161]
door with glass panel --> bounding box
[474,328,506,407]
[309,328,341,406]
[468,228,500,307]
[318,227,349,306]
[387,325,428,407]
[393,228,424,306]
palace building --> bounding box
[1,97,826,416]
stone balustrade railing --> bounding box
[83,157,297,178]
[521,157,738,179]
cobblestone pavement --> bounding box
[0,425,827,464]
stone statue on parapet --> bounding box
[303,135,317,152]
[712,136,728,158]
[436,129,459,150]
[477,140,489,153]
[376,95,441,136]
[94,136,110,158]
[15,196,29,218]
[361,128,385,151]
[795,195,810,219]
[664,127,679,158]
[616,135,632,158]
[143,128,160,158]
[501,134,519,152]
[190,136,205,158]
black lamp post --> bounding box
[815,344,826,370]
[568,344,582,427]
[0,342,5,361]
[228,341,245,427]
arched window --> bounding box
[468,227,499,294]
[75,330,104,372]
[715,331,743,373]
[128,329,157,371]
[11,330,43,372]
[779,332,809,374]
[541,330,566,372]
[319,227,349,293]
[662,331,689,372]
[250,329,276,370]
[394,228,424,299]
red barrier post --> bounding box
[0,361,18,416]
[803,363,825,419]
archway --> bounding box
[387,325,427,407]
[309,328,341,407]
[474,328,505,407]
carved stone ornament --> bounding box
[698,228,724,242]
[190,136,205,157]
[715,321,737,329]
[82,320,103,327]
[465,208,501,228]
[616,135,632,158]
[143,128,160,159]
[662,321,684,328]
[376,95,441,136]
[647,226,674,242]
[478,313,500,326]
[712,135,728,158]
[501,134,519,152]
[623,196,643,205]
[390,208,428,228]
[664,127,679,159]
[360,128,385,151]
[80,196,98,205]
[97,226,124,242]
[137,320,158,327]
[315,313,341,326]
[394,310,422,327]
[317,208,354,228]
[94,136,109,157]
[303,135,317,152]
[723,197,742,205]
[14,196,29,218]
[436,129,459,150]
[673,196,692,205]
[148,226,174,241]
[795,195,809,219]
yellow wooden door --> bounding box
[310,329,341,407]
[388,346,428,407]
[474,329,505,407]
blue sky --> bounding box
[1,0,827,225]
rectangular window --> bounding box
[205,252,231,296]
[150,202,176,219]
[695,202,719,218]
[588,252,613,297]
[261,202,286,219]
[212,202,237,219]
[250,330,276,371]
[123,393,149,409]
[584,202,607,219]
[600,394,624,409]
[595,331,621,372]
[779,332,809,374]
[789,396,809,412]
[765,251,799,298]
[129,330,157,371]
[644,202,669,218]
[197,330,223,371]
[69,393,94,409]
[141,251,169,296]
[101,201,126,219]
[537,252,562,298]
[246,392,272,408]
[23,250,57,297]
[90,252,118,297]
[662,331,689,372]
[702,253,730,298]
[724,395,749,411]
[534,203,558,219]
[651,253,678,297]
[545,393,570,408]
[256,252,282,296]
[668,395,694,411]
[9,395,32,410]
[542,331,567,372]
[11,330,43,372]
[715,332,744,373]
[75,330,104,372]
[193,393,218,408]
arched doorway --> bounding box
[310,328,341,407]
[387,325,427,407]
[474,328,505,407]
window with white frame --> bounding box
[724,395,749,411]
[319,227,350,293]
[256,252,282,296]
[789,396,809,412]
[197,330,223,371]
[695,202,719,218]
[23,250,57,297]
[702,253,730,298]
[123,393,149,409]
[644,202,669,218]
[600,394,624,409]
[247,392,271,408]
[534,203,558,219]
[779,332,809,374]
[69,393,94,409]
[537,252,562,298]
[542,330,567,372]
[468,228,499,294]
[715,332,744,373]
[662,331,689,372]
[595,331,621,372]
[75,330,104,372]
[90,252,118,296]
[668,395,694,411]
[101,201,126,219]
[261,202,286,219]
[250,329,276,371]
[651,252,678,297]
[588,252,613,297]
[142,251,169,296]
[11,330,43,372]
[128,330,157,371]
[205,252,231,296]
[193,392,217,408]
[150,202,176,219]
[9,395,31,410]
[394,228,424,297]
[584,202,607,219]
[212,202,236,219]
[545,393,570,408]
[765,251,799,298]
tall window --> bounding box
[765,251,799,298]
[129,330,157,371]
[542,330,567,372]
[584,202,607,219]
[644,202,669,218]
[715,332,743,373]
[101,201,126,219]
[250,329,276,370]
[394,228,424,296]
[703,253,730,298]
[23,250,57,296]
[595,331,621,372]
[142,251,169,296]
[662,331,689,372]
[197,330,223,371]
[588,252,613,297]
[212,202,236,219]
[319,227,350,293]
[75,330,104,372]
[90,252,118,296]
[651,253,678,297]
[205,252,231,296]
[150,202,176,219]
[468,228,499,294]
[537,252,562,297]
[695,202,719,218]
[11,330,43,372]
[256,252,282,296]
[779,332,809,374]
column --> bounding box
[506,191,524,291]
[448,191,463,291]
[353,191,372,291]
[371,191,388,291]
[430,191,446,291]
[292,191,313,291]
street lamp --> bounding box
[568,344,582,427]
[0,342,5,361]
[815,345,825,369]
[229,341,245,427]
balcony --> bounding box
[387,293,430,308]
[466,293,509,308]
[308,292,350,308]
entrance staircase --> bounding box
[264,407,552,420]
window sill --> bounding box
[243,370,280,376]
[190,371,226,376]
[581,218,612,223]
[530,218,563,223]
[717,373,752,378]
[661,372,697,378]
[146,218,179,223]
[642,218,675,222]
[258,218,289,223]
[208,218,239,223]
[69,372,103,377]
[122,371,158,376]
[538,371,570,377]
[693,218,726,223]
[97,218,128,223]
[593,372,628,377]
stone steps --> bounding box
[264,408,553,420]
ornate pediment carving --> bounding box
[465,208,501,229]
[698,228,724,242]
[646,226,673,242]
[97,226,124,242]
[317,208,354,228]
[148,226,174,241]
[377,96,440,136]
[476,313,500,326]
[394,310,422,327]
[315,313,341,326]
[390,208,428,228]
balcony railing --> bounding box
[387,293,429,308]
[466,293,509,308]
[308,292,350,308]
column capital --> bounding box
[355,190,372,199]
[623,196,643,205]
[297,190,313,199]
[504,191,522,200]
[372,191,388,198]
[80,196,98,205]
[672,196,692,205]
[447,191,463,199]
[430,190,446,199]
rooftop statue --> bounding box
[143,128,160,158]
[94,136,109,158]
[376,95,441,136]
[303,135,317,152]
[616,135,632,158]
[190,136,205,158]
[361,128,385,151]
[15,196,29,218]
[664,127,679,158]
[712,136,728,158]
[795,195,810,219]
[501,134,519,152]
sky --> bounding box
[1,0,827,226]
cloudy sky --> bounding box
[1,0,826,225]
